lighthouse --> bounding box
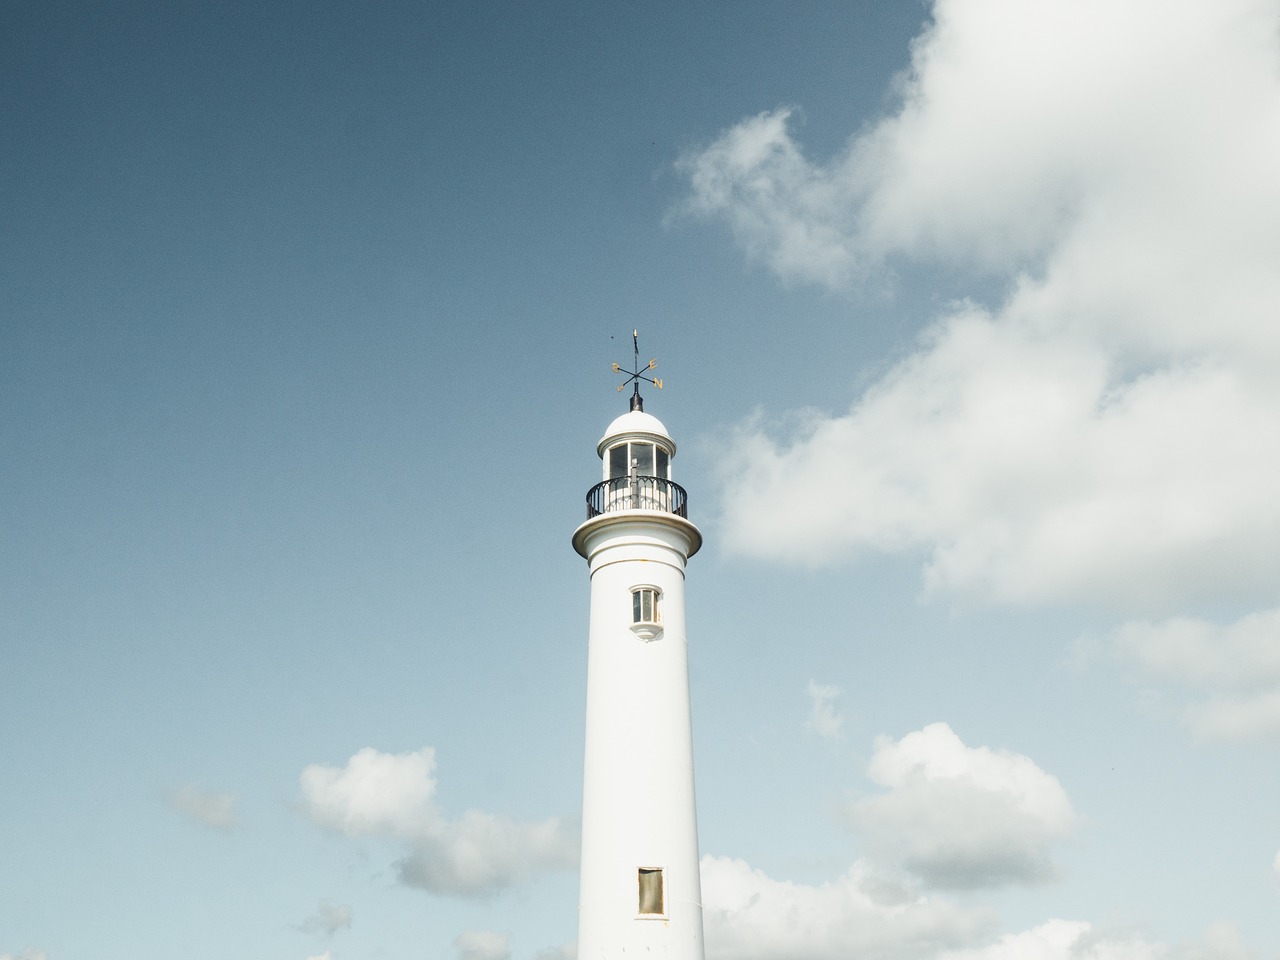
[572,335,706,960]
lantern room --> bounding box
[583,409,689,521]
[597,410,675,482]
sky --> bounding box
[3,1,1279,958]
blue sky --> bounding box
[4,2,1279,959]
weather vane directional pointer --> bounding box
[611,329,662,412]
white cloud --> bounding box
[297,901,352,937]
[532,945,577,960]
[1109,608,1280,742]
[702,854,994,960]
[705,868,1258,960]
[299,747,577,897]
[806,679,844,739]
[679,0,1280,615]
[677,107,866,290]
[1171,923,1260,960]
[714,324,1280,611]
[304,953,333,960]
[851,723,1076,889]
[164,784,238,830]
[302,746,437,835]
[0,951,50,960]
[937,920,1165,960]
[937,920,1089,960]
[455,930,510,960]
[682,0,1280,300]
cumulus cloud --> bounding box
[806,680,845,739]
[851,723,1076,889]
[681,0,1280,302]
[1108,608,1280,742]
[164,784,238,830]
[935,919,1165,960]
[299,747,576,897]
[702,854,994,960]
[713,324,1280,611]
[704,864,1256,960]
[455,930,511,960]
[297,901,352,937]
[678,0,1280,616]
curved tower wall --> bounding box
[573,412,705,960]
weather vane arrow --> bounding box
[611,329,662,411]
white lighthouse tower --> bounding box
[572,334,705,960]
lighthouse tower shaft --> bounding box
[573,410,705,960]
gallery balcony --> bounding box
[584,476,689,520]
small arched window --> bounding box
[630,586,663,640]
[632,587,660,624]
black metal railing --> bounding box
[586,476,689,519]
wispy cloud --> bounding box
[299,747,577,897]
[164,784,238,831]
[675,106,867,291]
[455,931,511,960]
[931,919,1186,960]
[297,901,352,937]
[1107,609,1280,743]
[805,680,844,740]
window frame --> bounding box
[636,866,666,918]
[629,585,663,640]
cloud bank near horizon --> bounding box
[700,860,1255,960]
[701,722,1080,957]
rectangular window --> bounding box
[632,588,659,624]
[656,448,669,479]
[638,867,664,915]
[609,445,628,480]
[633,443,654,477]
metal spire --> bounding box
[610,329,662,411]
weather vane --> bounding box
[611,329,662,412]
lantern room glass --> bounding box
[604,441,670,480]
